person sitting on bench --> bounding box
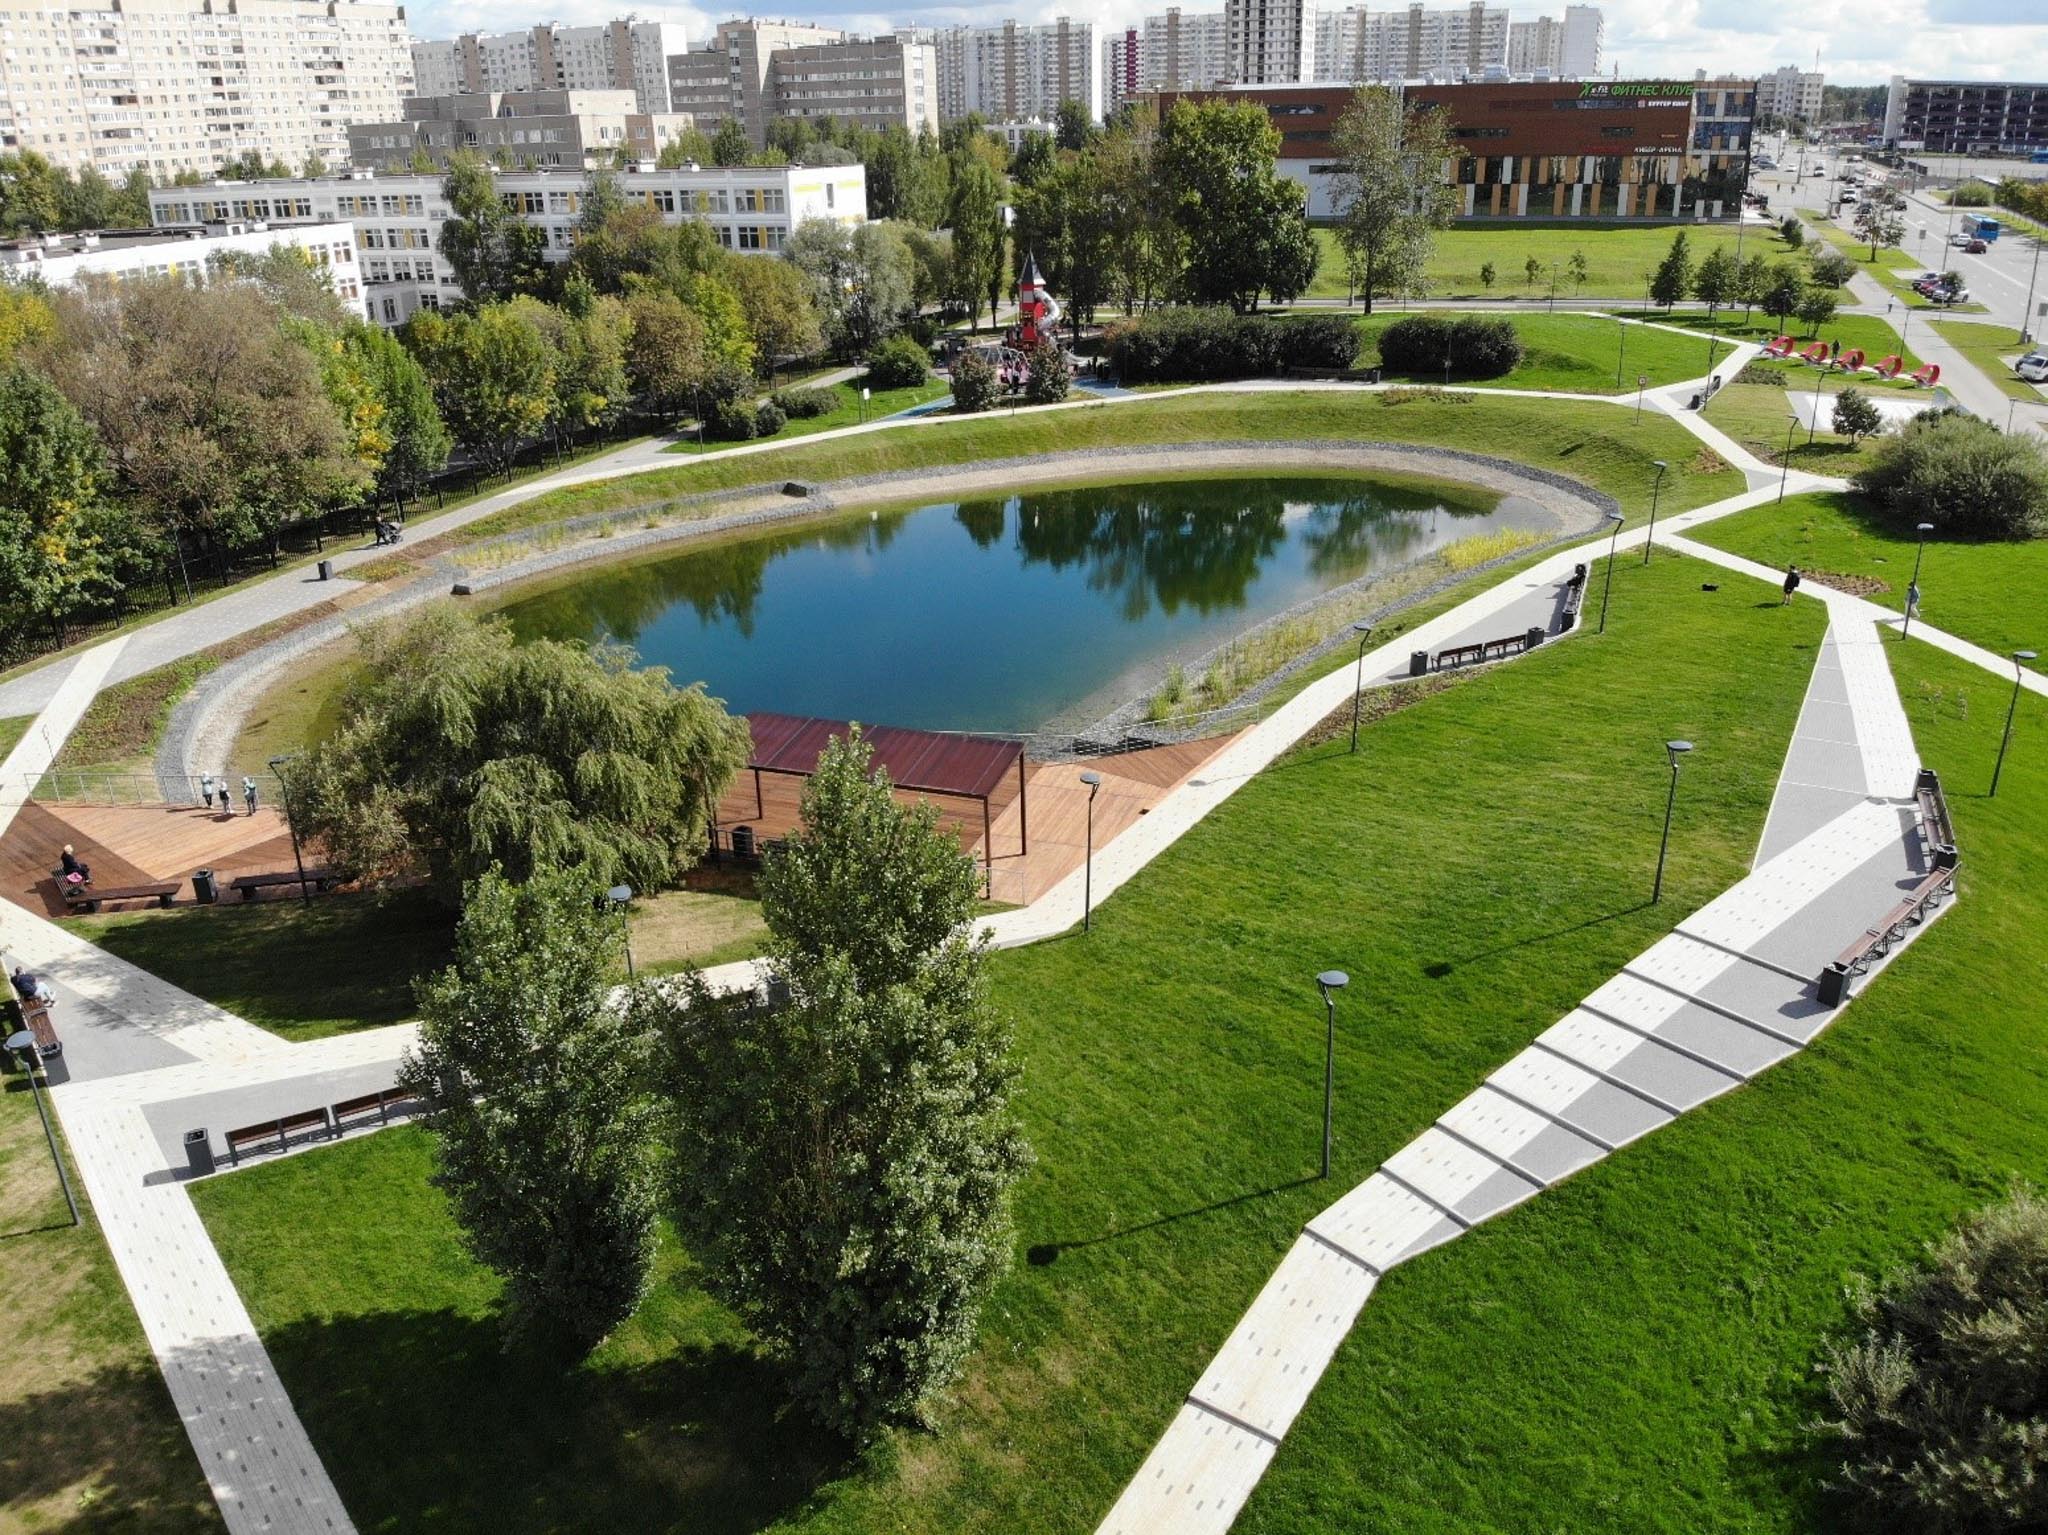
[60,844,91,883]
[11,966,55,1005]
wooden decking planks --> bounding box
[0,801,303,917]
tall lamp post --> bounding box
[1640,460,1670,565]
[266,754,312,910]
[1597,509,1625,634]
[1777,411,1800,502]
[606,884,636,977]
[1653,740,1694,903]
[1348,621,1375,752]
[1991,650,2038,798]
[2020,231,2042,345]
[1078,771,1102,931]
[1902,520,1934,639]
[1313,970,1348,1179]
[4,1031,78,1226]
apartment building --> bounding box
[770,34,937,138]
[1505,5,1601,79]
[410,20,692,115]
[1313,4,1509,85]
[0,219,366,316]
[933,19,1095,124]
[1103,7,1229,117]
[1754,65,1822,126]
[149,161,865,326]
[1883,77,2048,154]
[0,0,413,180]
[1223,0,1310,85]
[348,91,696,172]
[665,19,845,145]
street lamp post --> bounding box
[1778,411,1799,502]
[2020,231,2042,345]
[1597,509,1625,634]
[1348,621,1375,752]
[1314,970,1348,1179]
[1078,771,1102,931]
[1991,650,2038,798]
[4,1031,78,1226]
[607,885,636,977]
[1903,521,1934,639]
[266,755,312,910]
[1641,460,1669,565]
[1653,740,1694,903]
[1615,313,1627,389]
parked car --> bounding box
[1950,232,1977,247]
[1929,285,1972,305]
[2016,352,2048,383]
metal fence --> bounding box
[24,768,287,808]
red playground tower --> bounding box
[1014,253,1061,349]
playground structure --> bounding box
[1762,334,1939,389]
[1012,252,1063,350]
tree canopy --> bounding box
[1155,99,1316,312]
[1327,87,1459,313]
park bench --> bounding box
[60,880,177,914]
[225,1107,333,1165]
[1435,641,1487,671]
[331,1086,420,1134]
[5,997,62,1057]
[1915,767,1959,871]
[1817,868,1954,1006]
[227,867,336,901]
[1557,565,1590,631]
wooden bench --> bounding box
[1435,641,1487,670]
[4,998,61,1058]
[331,1086,420,1134]
[1915,767,1958,871]
[60,880,177,914]
[1817,868,1954,1006]
[226,1107,333,1165]
[228,868,336,901]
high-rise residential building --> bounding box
[665,18,845,144]
[348,91,697,171]
[933,19,1095,124]
[0,0,413,181]
[1883,77,2048,153]
[1103,28,1140,116]
[1104,6,1229,113]
[149,160,864,326]
[770,33,938,138]
[1223,0,1311,85]
[1506,5,1601,79]
[1754,66,1822,125]
[410,21,693,115]
[1313,4,1508,84]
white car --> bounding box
[2017,352,2048,384]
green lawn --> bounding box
[1702,382,1888,477]
[191,550,1825,1533]
[74,887,459,1041]
[663,378,950,455]
[1310,222,1780,301]
[0,1057,220,1530]
[1691,490,2048,675]
[0,712,29,759]
[1928,317,2047,403]
[1353,311,1714,394]
[459,392,1746,551]
[1237,636,2048,1534]
[1798,210,1990,312]
[1634,307,1925,371]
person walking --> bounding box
[1781,566,1802,605]
[200,772,216,811]
[1905,579,1921,623]
[243,775,258,815]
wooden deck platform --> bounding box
[712,735,1233,907]
[0,802,305,918]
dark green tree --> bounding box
[348,323,449,505]
[1054,98,1097,153]
[1155,99,1314,312]
[1327,87,1459,314]
[436,153,549,304]
[1650,229,1693,309]
[710,117,750,167]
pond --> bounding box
[498,473,1552,733]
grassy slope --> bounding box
[190,551,1822,1534]
[1928,318,2045,402]
[1353,312,1710,394]
[73,888,459,1042]
[1703,383,1887,477]
[1310,224,1773,301]
[664,378,950,455]
[459,392,1745,547]
[0,712,29,759]
[1237,636,2048,1535]
[1640,307,1925,369]
[1691,490,2048,675]
[0,1061,221,1531]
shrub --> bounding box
[1809,247,1857,289]
[1024,338,1069,404]
[1815,1186,2048,1532]
[1831,389,1882,441]
[951,350,999,413]
[865,333,930,391]
[1781,215,1806,249]
[1854,407,2048,538]
[704,395,759,441]
[1101,307,1358,383]
[770,385,839,419]
[753,399,787,437]
[1947,180,1993,208]
[1375,315,1523,379]
[1736,363,1790,387]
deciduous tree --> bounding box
[1326,87,1458,314]
[1155,99,1314,312]
[437,153,549,304]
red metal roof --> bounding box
[744,713,1023,803]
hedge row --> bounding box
[1374,316,1523,379]
[1103,308,1360,383]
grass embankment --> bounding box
[1690,489,2048,674]
[1928,318,2047,402]
[1310,223,1772,301]
[1238,636,2048,1534]
[1636,307,1925,370]
[0,713,30,759]
[190,550,1823,1533]
[457,392,1744,550]
[0,1060,221,1530]
[35,656,219,800]
[663,379,950,455]
[1703,382,1888,476]
[1798,210,1990,312]
[1353,312,1711,394]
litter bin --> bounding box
[1409,649,1430,678]
[184,1129,215,1178]
[1525,625,1545,650]
[317,558,333,581]
[731,825,756,859]
[192,868,218,905]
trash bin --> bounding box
[184,1129,215,1178]
[317,558,333,581]
[731,825,756,859]
[1409,650,1430,678]
[192,868,217,905]
[1525,625,1546,650]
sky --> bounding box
[402,0,2048,90]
